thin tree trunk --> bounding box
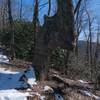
[20,0,23,20]
[48,0,51,16]
[88,13,93,81]
[94,33,100,89]
[7,0,15,60]
[32,0,39,60]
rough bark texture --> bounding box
[50,74,92,90]
[44,0,75,50]
[33,0,76,79]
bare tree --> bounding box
[20,0,23,20]
[74,0,83,58]
[48,0,51,16]
[85,7,94,80]
[74,0,82,15]
[94,25,100,88]
[0,0,8,31]
[32,0,39,58]
[7,0,15,59]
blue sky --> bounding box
[14,0,100,41]
[90,0,100,22]
[14,0,100,23]
[79,0,100,41]
[23,0,57,23]
[23,0,100,20]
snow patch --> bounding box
[0,67,37,90]
[40,96,46,100]
[24,67,37,86]
[83,91,92,97]
[0,89,31,100]
[78,80,88,84]
[83,91,100,100]
[0,54,9,64]
[30,92,45,100]
[43,86,64,100]
[55,94,64,100]
[44,86,53,92]
[0,67,37,100]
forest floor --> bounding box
[0,56,100,100]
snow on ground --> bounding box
[24,67,37,86]
[78,80,89,84]
[44,86,54,92]
[55,94,64,100]
[0,54,9,64]
[83,91,92,97]
[43,85,64,100]
[78,79,100,100]
[0,67,37,90]
[0,67,37,100]
[83,91,100,100]
[78,80,87,83]
[0,89,31,100]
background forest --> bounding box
[0,0,100,100]
[0,0,100,81]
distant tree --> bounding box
[32,0,39,58]
[20,0,23,20]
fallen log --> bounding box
[50,74,93,91]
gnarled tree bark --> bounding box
[33,0,76,80]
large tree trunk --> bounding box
[32,0,45,80]
[44,0,75,50]
[45,0,75,75]
[33,0,75,80]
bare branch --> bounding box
[74,0,82,14]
